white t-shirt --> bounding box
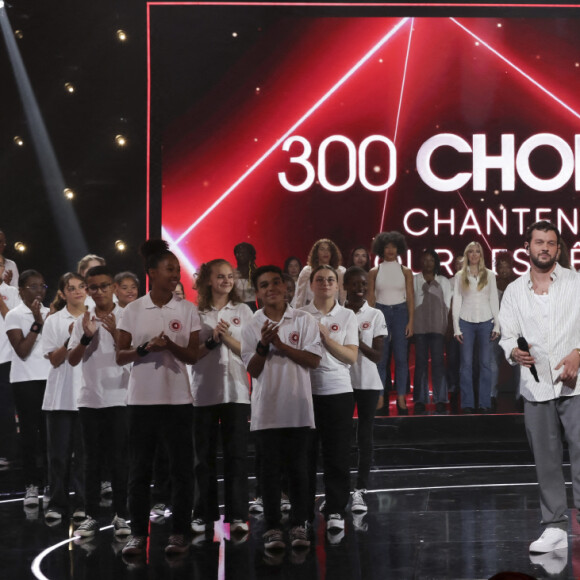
[349,302,388,391]
[190,301,252,407]
[69,304,129,408]
[5,302,50,382]
[42,307,82,411]
[294,265,347,308]
[4,258,19,288]
[117,293,201,405]
[0,282,21,364]
[241,305,322,431]
[301,301,358,396]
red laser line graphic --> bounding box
[172,17,412,245]
[380,17,414,233]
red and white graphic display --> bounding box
[150,4,580,277]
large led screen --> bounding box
[149,3,580,279]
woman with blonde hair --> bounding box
[452,241,500,414]
[294,238,346,308]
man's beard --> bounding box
[530,252,557,271]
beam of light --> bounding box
[450,17,580,122]
[162,226,198,280]
[0,6,88,266]
[455,189,493,252]
[173,17,411,245]
[380,17,414,233]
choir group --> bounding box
[0,228,527,557]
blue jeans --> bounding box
[376,302,409,396]
[459,319,493,409]
[413,333,447,404]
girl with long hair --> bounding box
[452,241,500,414]
[190,259,252,537]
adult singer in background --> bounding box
[499,220,580,555]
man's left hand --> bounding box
[555,349,580,383]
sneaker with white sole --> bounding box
[280,493,291,512]
[44,509,62,521]
[74,516,99,537]
[0,457,9,468]
[529,527,568,553]
[122,535,147,556]
[191,518,208,534]
[350,489,368,513]
[150,503,167,517]
[112,515,131,537]
[249,497,264,514]
[24,484,39,507]
[165,534,189,554]
[326,513,345,531]
[230,519,249,533]
[263,528,285,550]
[289,525,310,548]
[73,508,86,520]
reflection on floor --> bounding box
[1,464,578,580]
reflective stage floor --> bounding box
[1,463,578,580]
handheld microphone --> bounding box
[517,336,539,383]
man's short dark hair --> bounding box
[85,265,114,281]
[524,220,561,246]
[251,265,282,289]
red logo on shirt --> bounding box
[330,323,340,333]
[361,321,371,330]
[289,331,300,345]
[169,319,182,332]
[231,317,241,327]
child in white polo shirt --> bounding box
[343,266,388,513]
[301,264,358,535]
[68,266,131,539]
[241,265,321,551]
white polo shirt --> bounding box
[4,258,19,288]
[69,304,129,408]
[5,302,50,382]
[42,307,82,411]
[241,305,322,431]
[0,282,21,364]
[301,301,358,396]
[118,293,201,405]
[190,301,252,407]
[349,302,388,391]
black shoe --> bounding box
[413,402,427,415]
[478,407,492,414]
[462,407,475,415]
[434,402,447,415]
[396,401,409,416]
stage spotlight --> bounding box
[115,134,127,147]
[116,29,127,42]
[14,242,26,253]
[63,188,74,200]
[115,240,127,252]
[64,82,75,94]
[13,136,23,146]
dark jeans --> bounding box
[376,302,409,396]
[127,405,193,537]
[0,362,16,459]
[309,392,354,518]
[45,411,84,513]
[414,333,447,404]
[151,438,171,505]
[353,390,380,490]
[193,403,249,523]
[254,427,310,529]
[12,379,47,485]
[79,406,128,518]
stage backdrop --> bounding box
[149,3,580,280]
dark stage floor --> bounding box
[1,461,578,580]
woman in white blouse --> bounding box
[452,242,500,414]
